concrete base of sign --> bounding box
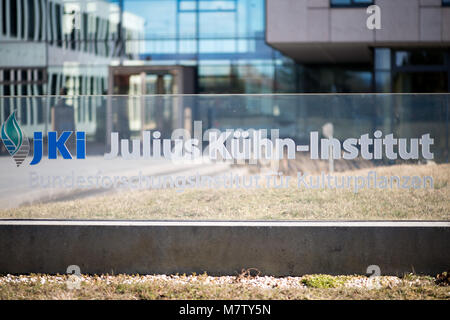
[0,220,448,276]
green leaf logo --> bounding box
[1,111,30,167]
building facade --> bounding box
[0,0,144,134]
[0,0,449,139]
[266,0,450,93]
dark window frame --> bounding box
[330,0,374,8]
[178,0,238,13]
[0,67,47,85]
[391,48,450,93]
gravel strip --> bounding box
[0,274,431,290]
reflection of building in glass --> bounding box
[0,0,449,136]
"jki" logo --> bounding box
[30,131,86,165]
[0,111,86,167]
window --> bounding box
[1,0,6,35]
[37,0,43,40]
[395,50,446,67]
[330,0,373,7]
[20,0,25,39]
[48,1,53,44]
[55,3,62,47]
[27,0,35,39]
[10,0,17,37]
[443,0,450,6]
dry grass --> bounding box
[1,163,449,220]
[0,273,448,300]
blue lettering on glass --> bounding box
[76,131,86,159]
[48,131,72,160]
[30,132,43,165]
[30,131,86,165]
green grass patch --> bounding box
[301,275,346,289]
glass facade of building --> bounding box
[117,0,301,93]
[0,0,378,96]
[0,0,448,99]
[375,48,450,93]
[0,0,297,95]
